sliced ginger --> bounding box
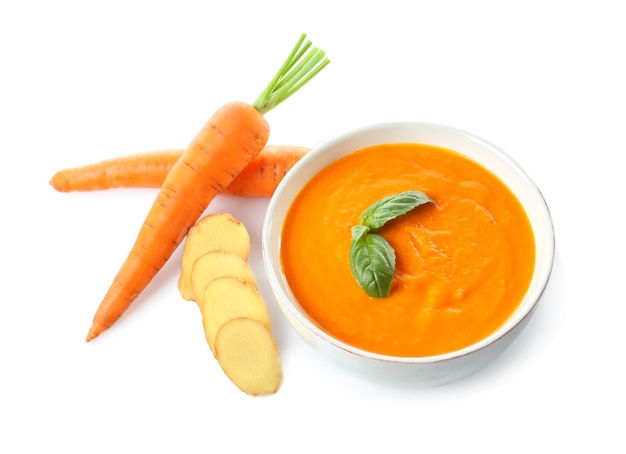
[190,251,258,311]
[214,317,282,396]
[202,277,271,351]
[181,212,282,395]
[178,212,250,301]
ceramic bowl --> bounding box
[262,122,555,386]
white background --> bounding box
[2,1,624,452]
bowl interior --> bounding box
[262,122,555,362]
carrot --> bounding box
[49,145,310,197]
[85,33,329,342]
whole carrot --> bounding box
[86,34,329,341]
[49,145,310,197]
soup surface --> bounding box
[280,143,535,357]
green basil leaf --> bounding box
[349,233,396,298]
[359,190,434,232]
[351,224,370,241]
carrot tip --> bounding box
[85,324,102,342]
[49,173,69,192]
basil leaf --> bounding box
[349,233,396,298]
[351,224,370,241]
[359,190,434,232]
[349,190,434,298]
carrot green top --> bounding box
[252,33,330,115]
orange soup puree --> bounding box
[280,143,535,357]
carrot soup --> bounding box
[280,143,535,357]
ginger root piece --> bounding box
[202,277,271,351]
[179,213,250,301]
[190,251,257,310]
[214,318,282,396]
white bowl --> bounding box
[262,122,555,386]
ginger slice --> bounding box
[214,318,282,396]
[179,213,250,301]
[201,277,271,351]
[190,251,257,310]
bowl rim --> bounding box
[262,121,555,365]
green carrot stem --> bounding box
[252,33,330,115]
